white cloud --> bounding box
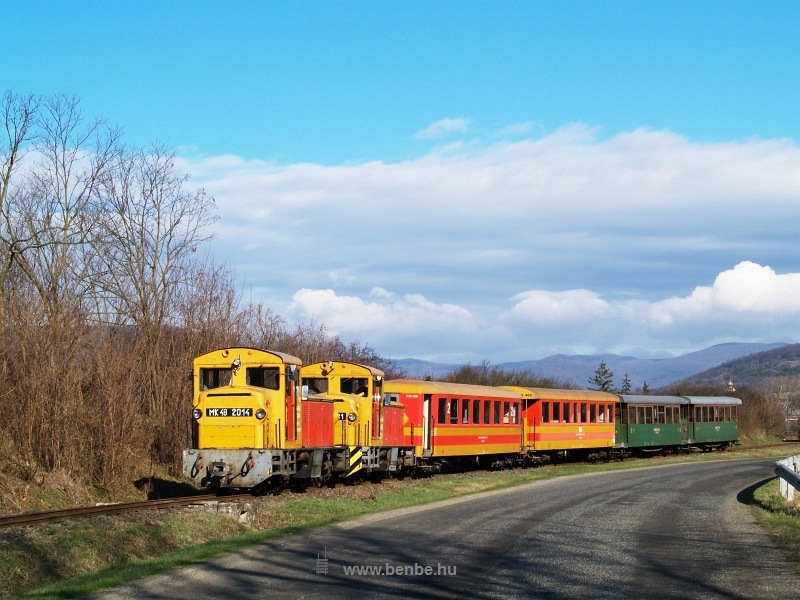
[288,288,475,340]
[510,290,612,324]
[283,261,800,361]
[652,262,800,322]
[496,121,533,136]
[415,117,471,139]
[179,125,800,361]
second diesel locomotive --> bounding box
[182,347,741,491]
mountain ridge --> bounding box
[678,343,800,388]
[393,342,789,390]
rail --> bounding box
[774,454,800,502]
[0,493,249,529]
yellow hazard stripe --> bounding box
[346,446,362,476]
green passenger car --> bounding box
[685,396,741,448]
[616,395,689,455]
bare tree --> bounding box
[0,93,124,480]
[177,260,247,355]
[9,94,122,318]
[0,91,38,324]
[93,144,218,458]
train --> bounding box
[182,347,742,491]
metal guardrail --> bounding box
[774,454,800,502]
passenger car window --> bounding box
[450,399,459,424]
[438,398,447,424]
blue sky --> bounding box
[5,1,800,363]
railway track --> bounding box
[3,442,793,530]
[0,493,251,529]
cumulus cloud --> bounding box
[496,121,533,136]
[415,117,471,139]
[282,261,800,361]
[288,288,476,353]
[510,289,612,324]
[652,262,800,322]
[179,125,800,361]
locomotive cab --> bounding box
[300,361,412,479]
[182,347,302,489]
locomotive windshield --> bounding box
[200,368,232,390]
[246,367,280,390]
[305,377,329,394]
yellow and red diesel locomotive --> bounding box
[182,347,741,490]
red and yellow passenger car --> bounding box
[383,380,524,469]
[503,387,617,462]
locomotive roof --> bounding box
[302,360,385,377]
[196,347,303,366]
[683,395,742,405]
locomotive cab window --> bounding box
[200,368,231,390]
[542,402,550,423]
[341,377,368,396]
[304,377,329,395]
[246,367,280,390]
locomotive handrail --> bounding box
[774,454,800,502]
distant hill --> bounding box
[394,342,789,390]
[677,343,800,388]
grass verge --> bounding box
[749,477,800,571]
[8,442,800,600]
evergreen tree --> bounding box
[621,374,632,394]
[642,381,650,395]
[589,361,615,392]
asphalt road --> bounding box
[84,458,800,599]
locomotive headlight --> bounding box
[192,408,202,420]
[347,412,357,422]
[256,409,267,420]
